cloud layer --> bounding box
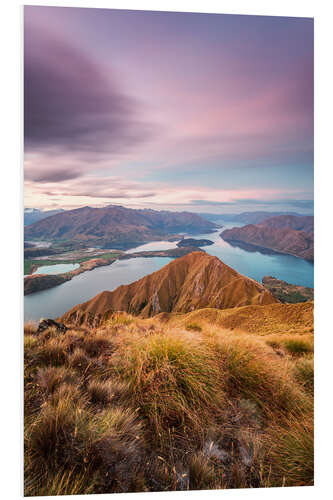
[24,7,314,213]
[24,25,152,156]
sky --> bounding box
[24,6,314,214]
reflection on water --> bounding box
[24,257,172,322]
[24,222,314,323]
[126,240,178,253]
[33,263,80,275]
[188,225,314,289]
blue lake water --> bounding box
[24,222,313,322]
[32,263,80,275]
[24,257,172,322]
[184,226,314,289]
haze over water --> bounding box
[24,222,313,322]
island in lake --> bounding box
[177,238,214,248]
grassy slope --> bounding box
[24,307,313,495]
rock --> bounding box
[36,318,69,335]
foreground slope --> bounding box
[24,309,313,495]
[62,252,277,324]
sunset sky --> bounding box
[24,6,313,214]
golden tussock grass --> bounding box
[24,308,314,495]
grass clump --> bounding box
[213,336,305,416]
[188,453,219,490]
[283,338,313,357]
[36,338,68,366]
[268,413,314,486]
[36,366,78,396]
[117,332,222,442]
[87,379,115,405]
[82,333,114,357]
[293,358,314,394]
[67,347,91,371]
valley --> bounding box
[24,223,314,321]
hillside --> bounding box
[62,252,277,325]
[24,306,313,495]
[24,205,217,248]
[159,301,313,337]
[262,276,314,303]
[221,216,314,261]
[258,215,313,234]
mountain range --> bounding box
[62,251,277,325]
[24,208,65,226]
[221,215,314,260]
[199,211,304,224]
[24,205,217,248]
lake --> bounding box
[32,263,80,275]
[181,225,314,289]
[24,222,314,322]
[24,257,172,322]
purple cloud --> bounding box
[24,25,152,155]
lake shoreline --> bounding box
[24,246,201,295]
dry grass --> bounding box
[293,358,314,395]
[24,310,314,495]
[267,412,314,486]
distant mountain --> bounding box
[62,251,277,324]
[24,208,65,226]
[258,215,313,234]
[221,215,314,261]
[24,205,217,248]
[199,211,306,224]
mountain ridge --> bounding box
[62,251,277,324]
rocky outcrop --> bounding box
[36,318,68,334]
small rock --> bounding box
[37,318,69,335]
